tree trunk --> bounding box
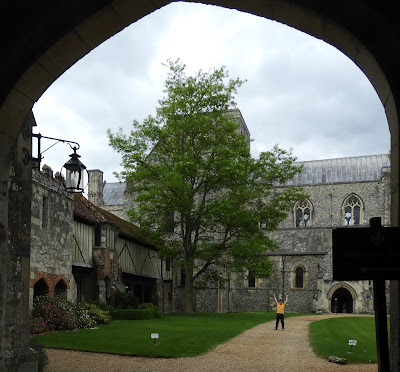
[184,268,194,314]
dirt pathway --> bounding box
[46,314,378,372]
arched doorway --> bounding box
[33,278,49,299]
[54,279,67,300]
[331,287,353,314]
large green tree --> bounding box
[108,60,306,314]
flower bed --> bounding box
[30,295,111,335]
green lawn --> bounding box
[309,316,385,364]
[36,312,382,362]
[34,311,307,357]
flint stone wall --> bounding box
[30,169,75,308]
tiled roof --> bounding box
[74,194,115,225]
[278,154,390,187]
[103,182,125,205]
[74,194,156,248]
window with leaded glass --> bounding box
[294,200,312,227]
[343,195,362,225]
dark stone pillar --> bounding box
[0,112,37,371]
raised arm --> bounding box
[284,295,289,304]
[273,294,278,304]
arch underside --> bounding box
[0,1,397,141]
[1,1,400,370]
[328,282,357,301]
[331,287,354,313]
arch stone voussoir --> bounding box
[328,282,358,301]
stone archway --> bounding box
[33,278,49,299]
[1,2,400,371]
[331,287,354,314]
[54,279,68,300]
[328,283,357,314]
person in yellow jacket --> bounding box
[273,294,288,331]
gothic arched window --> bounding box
[294,200,312,227]
[343,195,362,226]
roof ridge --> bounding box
[296,153,389,164]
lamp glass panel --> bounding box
[66,169,84,191]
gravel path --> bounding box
[46,314,378,372]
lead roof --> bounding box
[102,154,390,205]
[103,182,125,205]
[278,154,390,187]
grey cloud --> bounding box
[32,2,390,184]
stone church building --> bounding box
[245,153,391,314]
[87,111,391,314]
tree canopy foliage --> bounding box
[108,60,306,314]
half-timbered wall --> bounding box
[72,220,93,265]
[116,237,172,280]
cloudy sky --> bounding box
[32,2,390,185]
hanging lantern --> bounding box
[63,146,87,193]
[26,133,88,193]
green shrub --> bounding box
[110,308,154,320]
[89,300,113,313]
[139,303,162,318]
[84,303,111,324]
[115,291,140,309]
[74,303,96,329]
[29,337,49,372]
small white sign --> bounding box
[151,333,159,339]
[348,340,357,346]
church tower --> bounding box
[88,169,104,206]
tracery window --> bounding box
[343,195,362,225]
[294,200,312,227]
[257,201,267,229]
